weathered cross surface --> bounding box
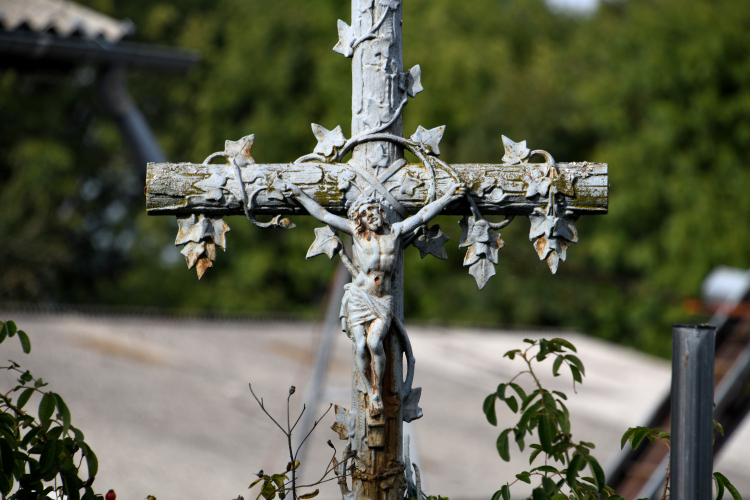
[145,1,607,499]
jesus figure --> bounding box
[284,182,466,417]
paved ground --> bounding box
[0,312,747,499]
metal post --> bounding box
[670,324,715,500]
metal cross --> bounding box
[145,1,608,499]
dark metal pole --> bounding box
[670,324,715,500]
[98,65,167,171]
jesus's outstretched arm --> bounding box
[395,184,467,235]
[284,183,353,235]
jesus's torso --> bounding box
[352,227,400,298]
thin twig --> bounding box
[248,384,288,436]
[290,404,306,434]
[294,404,333,460]
[662,458,671,500]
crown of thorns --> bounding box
[347,196,387,220]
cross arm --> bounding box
[145,161,607,217]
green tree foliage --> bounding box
[1,0,748,355]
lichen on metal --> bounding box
[144,0,609,498]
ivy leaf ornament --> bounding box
[410,125,445,156]
[528,209,578,274]
[406,65,423,98]
[501,135,530,165]
[459,216,505,289]
[333,20,356,58]
[194,173,228,201]
[225,135,255,167]
[306,226,343,259]
[525,174,553,199]
[399,172,423,196]
[176,214,230,250]
[413,224,449,260]
[175,214,231,279]
[312,124,347,157]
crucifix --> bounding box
[145,1,608,499]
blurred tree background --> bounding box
[2,0,749,357]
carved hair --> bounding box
[348,197,388,236]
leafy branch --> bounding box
[484,338,614,500]
[0,320,102,500]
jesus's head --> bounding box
[348,197,388,235]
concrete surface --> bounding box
[0,312,746,499]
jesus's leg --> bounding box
[366,318,388,416]
[350,324,373,396]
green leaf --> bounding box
[81,443,98,478]
[713,420,724,436]
[514,429,525,452]
[38,393,54,422]
[580,441,596,449]
[504,350,519,360]
[538,415,553,453]
[0,322,7,343]
[491,490,503,500]
[564,355,585,376]
[271,474,287,491]
[496,429,511,462]
[550,338,577,352]
[515,471,531,484]
[725,481,741,500]
[38,440,55,474]
[70,426,85,442]
[631,428,649,450]
[6,322,17,338]
[16,331,30,354]
[501,485,510,500]
[529,447,542,465]
[20,427,41,448]
[0,440,14,475]
[541,476,557,495]
[299,489,319,499]
[505,396,518,413]
[714,472,725,500]
[16,388,34,410]
[249,478,263,489]
[552,391,567,400]
[53,394,71,436]
[483,394,497,426]
[620,428,638,449]
[552,356,563,377]
[0,471,11,496]
[496,383,507,399]
[531,487,550,500]
[588,457,605,492]
[533,465,559,474]
[509,383,527,402]
[570,366,582,384]
[523,339,537,345]
[566,454,582,486]
[537,339,549,361]
[261,478,276,500]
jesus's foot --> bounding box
[369,394,383,417]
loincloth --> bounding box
[340,284,393,330]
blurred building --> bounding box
[0,0,198,169]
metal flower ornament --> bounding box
[145,1,608,499]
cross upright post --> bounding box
[144,2,609,499]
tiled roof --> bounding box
[0,0,133,43]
